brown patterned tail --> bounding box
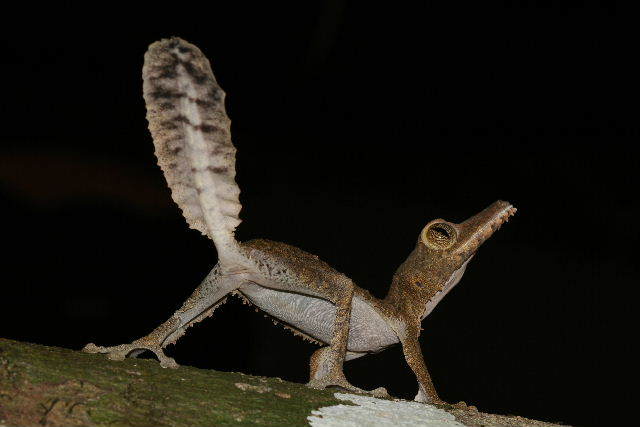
[142,37,242,260]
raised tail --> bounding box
[143,37,242,262]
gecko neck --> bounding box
[380,285,423,325]
[380,256,473,327]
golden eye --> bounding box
[422,222,457,250]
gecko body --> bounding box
[84,37,516,404]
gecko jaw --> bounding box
[454,201,516,260]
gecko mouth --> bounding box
[455,201,517,257]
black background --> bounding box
[1,2,636,426]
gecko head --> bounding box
[419,200,517,270]
[387,200,516,321]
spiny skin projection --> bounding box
[143,38,241,247]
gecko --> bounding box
[83,37,516,404]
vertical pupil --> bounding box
[429,226,449,241]
[426,223,454,249]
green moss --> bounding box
[0,338,342,426]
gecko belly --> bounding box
[238,283,399,353]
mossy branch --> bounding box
[0,338,339,426]
[0,339,567,427]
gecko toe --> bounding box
[450,401,477,411]
[370,387,390,398]
[106,352,128,361]
[157,353,179,369]
[307,376,364,394]
[307,379,392,399]
[82,343,99,353]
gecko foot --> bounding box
[82,341,179,369]
[307,347,389,398]
[307,375,389,398]
[447,401,478,411]
[307,375,363,393]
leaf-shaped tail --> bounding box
[143,37,242,261]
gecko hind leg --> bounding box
[83,318,181,368]
[83,264,245,368]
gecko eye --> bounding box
[422,222,457,250]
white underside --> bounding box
[237,258,472,354]
[238,282,399,353]
[420,257,472,320]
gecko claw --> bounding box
[82,341,179,369]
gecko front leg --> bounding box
[402,333,472,408]
[83,264,245,368]
[400,326,443,404]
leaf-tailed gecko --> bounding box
[84,37,516,404]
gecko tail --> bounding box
[142,37,242,260]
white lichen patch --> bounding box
[308,393,466,427]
